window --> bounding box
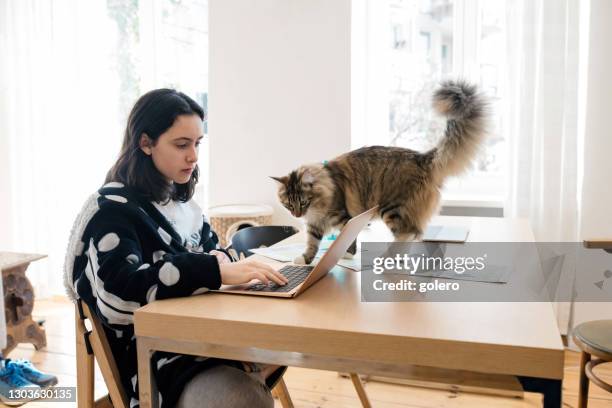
[108,0,210,206]
[0,0,209,296]
[353,0,507,203]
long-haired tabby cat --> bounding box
[271,80,488,264]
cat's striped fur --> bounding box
[272,80,489,264]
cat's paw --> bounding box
[293,255,307,264]
[342,252,354,260]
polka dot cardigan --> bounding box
[65,182,239,408]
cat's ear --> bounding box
[270,176,288,184]
[302,170,315,185]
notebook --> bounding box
[422,225,469,243]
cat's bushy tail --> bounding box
[429,80,489,179]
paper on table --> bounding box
[249,241,361,271]
[249,243,327,262]
[336,255,361,271]
[412,265,510,283]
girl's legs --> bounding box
[241,362,281,384]
[176,364,273,408]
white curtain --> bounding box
[350,0,390,150]
[570,0,612,341]
[503,0,584,333]
[0,0,209,298]
[0,1,124,298]
[504,0,581,241]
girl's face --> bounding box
[140,114,203,185]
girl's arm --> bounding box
[79,209,221,327]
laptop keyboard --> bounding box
[247,265,315,293]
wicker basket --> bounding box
[209,204,274,247]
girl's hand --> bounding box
[210,250,231,265]
[219,259,289,286]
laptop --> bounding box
[214,207,378,298]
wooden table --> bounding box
[135,216,565,407]
[0,252,47,354]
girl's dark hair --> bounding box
[106,89,205,203]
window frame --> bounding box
[352,0,506,209]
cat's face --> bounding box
[271,170,314,218]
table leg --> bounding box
[517,376,562,408]
[137,337,159,408]
[578,351,591,408]
[349,373,372,408]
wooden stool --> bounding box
[572,319,612,408]
[209,204,273,247]
[0,252,47,355]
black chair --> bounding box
[227,225,298,259]
[572,239,612,408]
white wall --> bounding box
[208,0,351,228]
[580,0,612,239]
[574,0,612,326]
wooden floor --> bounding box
[5,297,611,407]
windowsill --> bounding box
[440,195,505,218]
[441,195,505,209]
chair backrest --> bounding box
[75,299,129,408]
[229,225,298,259]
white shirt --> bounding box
[153,199,204,251]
